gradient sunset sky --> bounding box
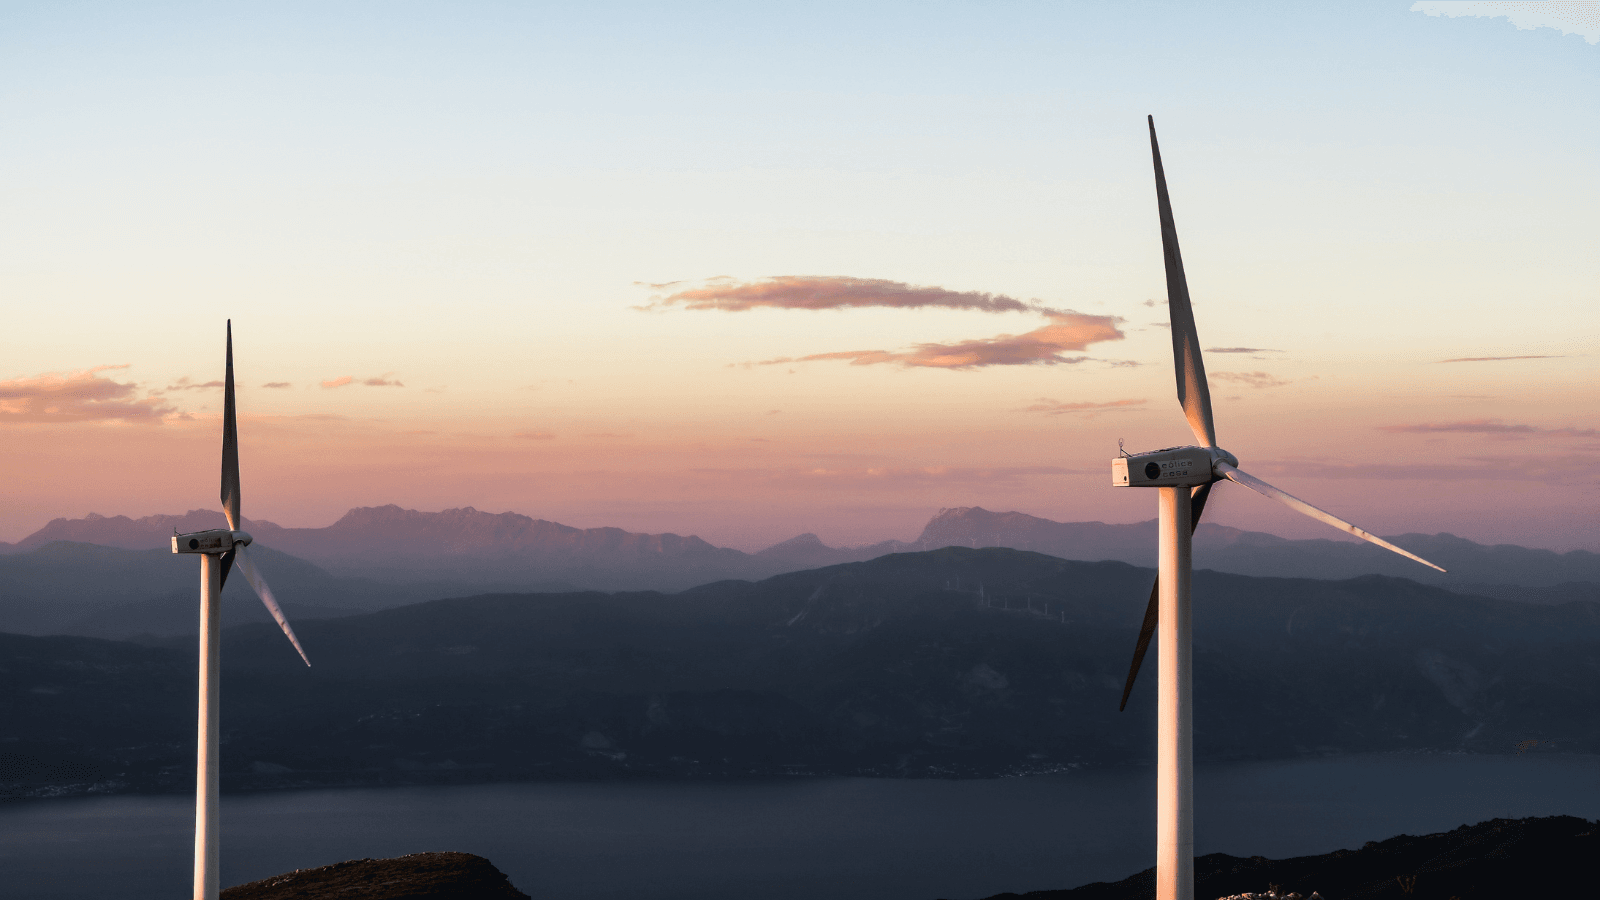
[3,2,1596,552]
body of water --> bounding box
[3,753,1597,900]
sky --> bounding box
[2,1,1596,552]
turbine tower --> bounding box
[171,321,311,900]
[1113,118,1444,900]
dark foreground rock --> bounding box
[966,816,1596,900]
[220,852,530,899]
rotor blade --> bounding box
[234,546,311,666]
[221,320,241,532]
[1216,461,1445,573]
[1148,115,1217,448]
[1119,480,1213,712]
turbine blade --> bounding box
[1148,116,1217,448]
[221,320,241,532]
[234,546,312,666]
[1216,461,1446,572]
[1119,480,1213,711]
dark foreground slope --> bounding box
[968,816,1596,900]
[4,548,1598,798]
[221,852,530,900]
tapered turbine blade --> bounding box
[234,546,312,666]
[221,320,241,532]
[1148,116,1217,449]
[1119,480,1214,712]
[1215,461,1445,572]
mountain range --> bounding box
[4,547,1596,801]
[6,504,1599,593]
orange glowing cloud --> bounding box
[646,275,1060,315]
[757,313,1126,370]
[0,366,174,423]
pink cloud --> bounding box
[758,313,1125,370]
[646,275,1060,315]
[0,366,174,423]
[1377,420,1598,438]
[321,376,354,389]
[1026,398,1147,415]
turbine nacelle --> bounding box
[171,529,253,554]
[1110,445,1237,488]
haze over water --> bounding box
[4,753,1596,900]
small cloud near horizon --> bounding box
[1211,371,1292,389]
[261,382,292,389]
[1207,347,1282,354]
[323,374,404,389]
[0,365,176,423]
[1026,398,1148,416]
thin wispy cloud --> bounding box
[163,377,225,392]
[321,376,354,389]
[1438,355,1561,363]
[1211,371,1292,388]
[1250,453,1594,484]
[1411,2,1600,45]
[1026,398,1148,416]
[261,382,292,389]
[0,366,175,423]
[1207,347,1282,354]
[362,375,404,387]
[1378,420,1598,438]
[642,275,1063,315]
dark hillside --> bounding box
[4,549,1597,799]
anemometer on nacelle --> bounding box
[171,529,252,554]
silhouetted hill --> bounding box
[966,815,1596,900]
[5,548,1596,800]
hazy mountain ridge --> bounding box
[7,505,1596,611]
[5,548,1596,800]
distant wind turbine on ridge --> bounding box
[1112,117,1444,900]
[171,321,310,900]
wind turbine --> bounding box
[1112,118,1444,900]
[171,321,311,900]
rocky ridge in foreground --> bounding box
[966,815,1595,900]
[220,851,530,899]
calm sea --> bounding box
[2,753,1596,900]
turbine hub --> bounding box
[230,530,253,547]
[1209,447,1239,471]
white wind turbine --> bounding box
[171,321,311,900]
[1111,118,1445,900]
